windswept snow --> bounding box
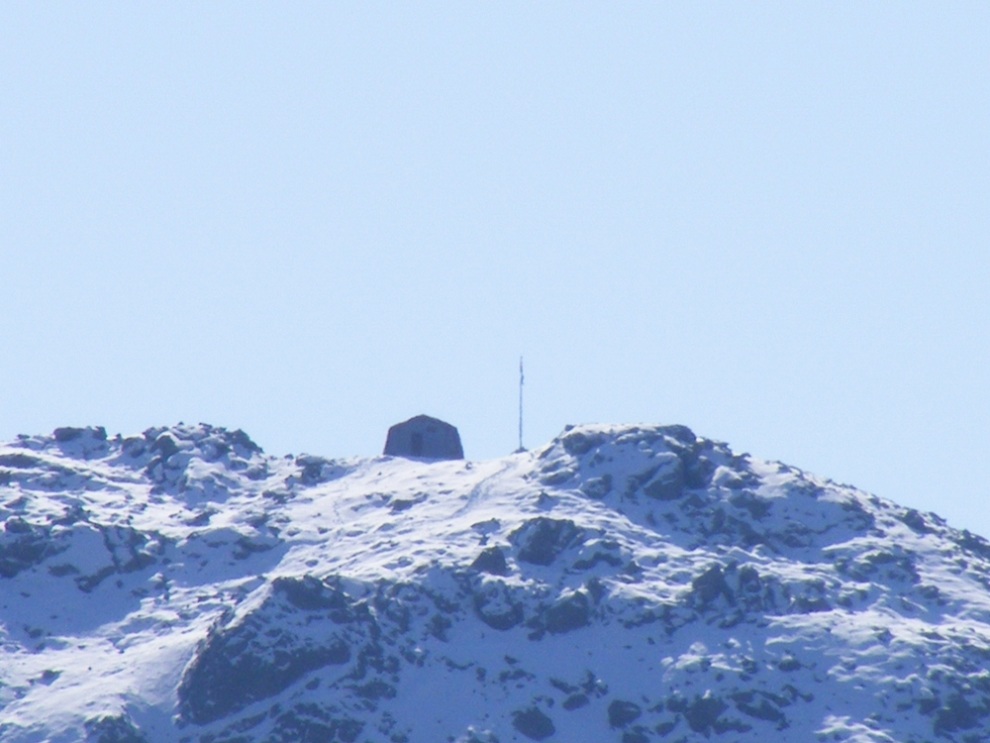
[2,422,990,742]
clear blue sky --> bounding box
[2,5,988,535]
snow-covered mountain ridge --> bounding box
[2,422,990,742]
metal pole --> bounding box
[517,356,524,452]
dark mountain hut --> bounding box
[383,415,464,460]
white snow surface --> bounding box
[1,422,990,742]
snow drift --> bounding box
[2,422,990,742]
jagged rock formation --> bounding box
[2,422,990,741]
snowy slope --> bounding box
[2,423,990,742]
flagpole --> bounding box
[517,356,525,453]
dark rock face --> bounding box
[9,421,990,743]
[180,624,352,725]
[542,591,591,634]
[667,692,743,735]
[642,465,685,501]
[473,579,525,630]
[511,707,555,740]
[0,500,167,608]
[0,517,65,578]
[0,453,40,469]
[275,575,352,613]
[510,517,584,566]
[175,575,467,738]
[470,546,510,576]
[178,577,361,724]
[934,692,990,736]
[691,564,734,609]
[83,715,147,743]
[608,700,642,728]
[268,704,363,743]
[730,691,789,727]
[383,415,464,460]
[295,455,346,486]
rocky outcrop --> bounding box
[2,422,990,742]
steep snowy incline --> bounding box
[2,423,990,742]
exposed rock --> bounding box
[473,579,525,630]
[608,699,642,728]
[0,518,66,578]
[690,564,734,609]
[54,426,107,443]
[270,704,363,743]
[83,715,147,743]
[295,455,346,486]
[510,517,584,566]
[542,590,591,634]
[470,546,510,576]
[641,456,685,501]
[4,421,990,743]
[177,578,361,724]
[511,707,555,740]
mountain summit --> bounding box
[2,423,990,742]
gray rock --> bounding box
[470,546,510,576]
[510,517,584,566]
[543,591,591,634]
[511,707,555,740]
[473,580,525,630]
[83,715,147,743]
[177,578,360,724]
[608,699,642,728]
